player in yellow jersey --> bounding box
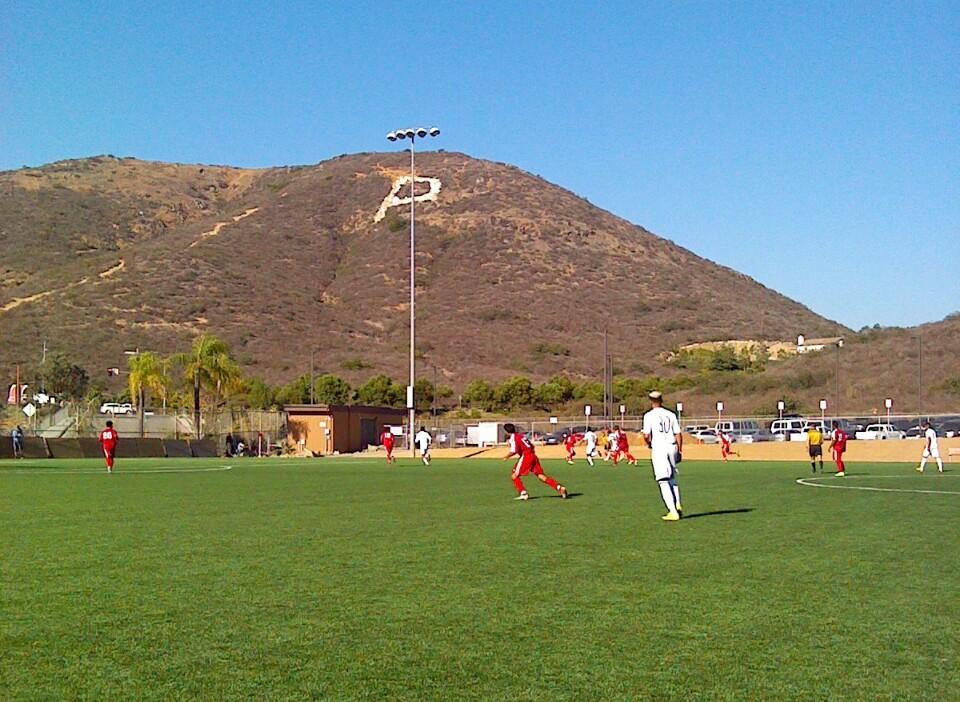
[807,425,824,473]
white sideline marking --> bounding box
[796,474,960,495]
[1,465,234,476]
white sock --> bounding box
[587,456,594,466]
[658,481,677,513]
[920,457,927,470]
[671,479,681,507]
[937,457,943,471]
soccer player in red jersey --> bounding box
[99,420,119,474]
[719,429,732,461]
[615,426,638,465]
[829,420,847,476]
[562,432,582,464]
[380,425,396,464]
[503,423,568,501]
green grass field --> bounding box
[2,457,957,700]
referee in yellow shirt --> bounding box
[807,425,824,473]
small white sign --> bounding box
[22,403,36,417]
[819,399,827,410]
[676,402,683,413]
[619,404,626,414]
[777,400,785,411]
[716,401,724,412]
[584,405,592,417]
[885,398,893,409]
[549,416,558,425]
[406,386,414,410]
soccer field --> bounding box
[1,457,957,700]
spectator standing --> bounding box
[12,425,24,458]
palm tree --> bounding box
[171,334,241,438]
[127,351,170,413]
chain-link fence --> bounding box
[399,411,960,448]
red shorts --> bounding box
[512,454,544,478]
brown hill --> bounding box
[1,152,850,395]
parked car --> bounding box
[855,424,906,440]
[731,428,776,443]
[99,402,135,415]
[692,428,720,444]
[540,432,562,445]
[905,424,926,439]
[684,424,711,435]
[936,420,960,438]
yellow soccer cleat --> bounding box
[915,466,924,472]
[661,511,681,522]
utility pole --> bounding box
[918,333,923,418]
[602,329,609,419]
[310,351,315,405]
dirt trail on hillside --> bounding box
[98,259,125,278]
[1,259,124,313]
[188,207,260,248]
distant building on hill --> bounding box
[797,334,844,353]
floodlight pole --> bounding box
[386,126,440,456]
[409,138,416,456]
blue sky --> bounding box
[2,1,958,330]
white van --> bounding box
[716,420,761,434]
[770,418,805,436]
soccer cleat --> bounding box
[916,466,924,472]
[662,511,680,521]
[836,471,845,477]
[515,491,529,501]
[676,503,683,516]
[559,485,568,499]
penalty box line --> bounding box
[796,474,960,496]
[0,465,235,476]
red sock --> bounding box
[625,452,635,462]
[512,477,526,493]
[544,476,559,490]
[837,457,844,473]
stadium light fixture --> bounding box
[386,124,441,455]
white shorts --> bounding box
[419,447,430,457]
[651,448,678,481]
[923,447,940,459]
[586,446,598,457]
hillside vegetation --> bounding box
[1,152,956,414]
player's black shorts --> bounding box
[809,444,822,458]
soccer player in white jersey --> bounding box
[641,391,683,521]
[583,427,598,466]
[916,420,943,473]
[414,426,432,466]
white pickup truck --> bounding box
[855,423,906,440]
